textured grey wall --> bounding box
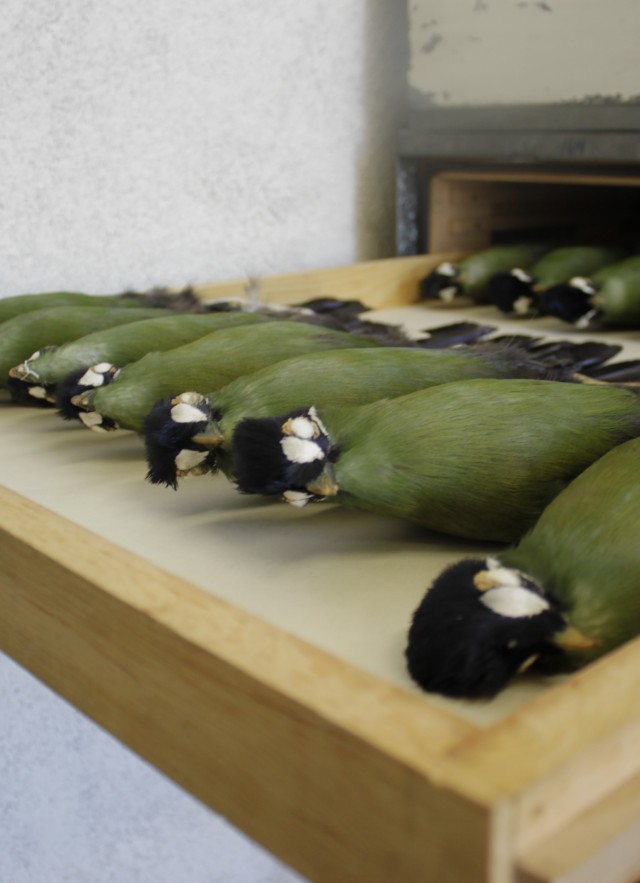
[0,2,408,880]
[1,0,407,296]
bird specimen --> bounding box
[61,319,382,432]
[538,254,640,329]
[487,245,628,317]
[405,435,640,699]
[419,243,550,304]
[0,286,212,325]
[231,378,640,542]
[0,305,173,389]
[142,335,638,489]
[8,311,276,406]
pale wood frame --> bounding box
[1,254,640,882]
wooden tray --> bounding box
[2,255,640,883]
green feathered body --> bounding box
[457,243,550,301]
[0,291,157,324]
[529,245,628,289]
[88,320,379,430]
[13,311,273,387]
[501,436,640,661]
[0,305,168,387]
[322,379,640,542]
[589,256,640,326]
[211,344,578,475]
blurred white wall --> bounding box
[0,2,408,881]
[0,0,407,296]
[409,0,640,106]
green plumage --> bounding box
[11,311,273,390]
[0,305,169,387]
[276,379,640,542]
[501,436,640,661]
[0,291,126,324]
[584,255,640,326]
[421,243,549,303]
[526,245,628,289]
[81,320,380,431]
[196,345,552,477]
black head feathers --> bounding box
[232,407,333,498]
[56,363,119,422]
[406,558,567,699]
[487,269,538,316]
[142,393,220,490]
[418,262,462,302]
[538,281,601,327]
[7,376,56,407]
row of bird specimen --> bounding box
[421,243,640,329]
[1,283,639,702]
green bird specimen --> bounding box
[538,254,640,329]
[0,286,209,325]
[0,305,174,389]
[8,311,276,406]
[405,435,640,699]
[142,335,639,489]
[231,378,640,542]
[419,243,550,304]
[63,319,382,433]
[487,245,629,317]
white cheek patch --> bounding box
[280,436,324,464]
[307,406,329,438]
[575,308,600,330]
[78,364,116,388]
[481,585,550,619]
[170,402,208,424]
[513,295,534,315]
[510,267,533,283]
[175,449,209,472]
[286,417,317,439]
[570,276,596,295]
[173,391,207,406]
[485,565,523,588]
[28,386,48,399]
[79,411,110,432]
[438,285,459,303]
[283,490,313,507]
[436,262,457,277]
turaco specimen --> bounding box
[0,285,210,325]
[231,378,640,543]
[142,333,640,489]
[0,305,176,390]
[8,310,278,406]
[419,243,550,304]
[538,254,640,329]
[487,244,628,317]
[405,435,640,700]
[60,319,384,432]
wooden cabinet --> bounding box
[1,255,640,881]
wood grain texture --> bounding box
[0,484,494,883]
[187,253,464,309]
[3,253,640,881]
[517,770,640,883]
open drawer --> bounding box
[1,254,640,882]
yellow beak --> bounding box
[553,624,599,651]
[191,421,224,447]
[71,391,96,410]
[306,462,339,497]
